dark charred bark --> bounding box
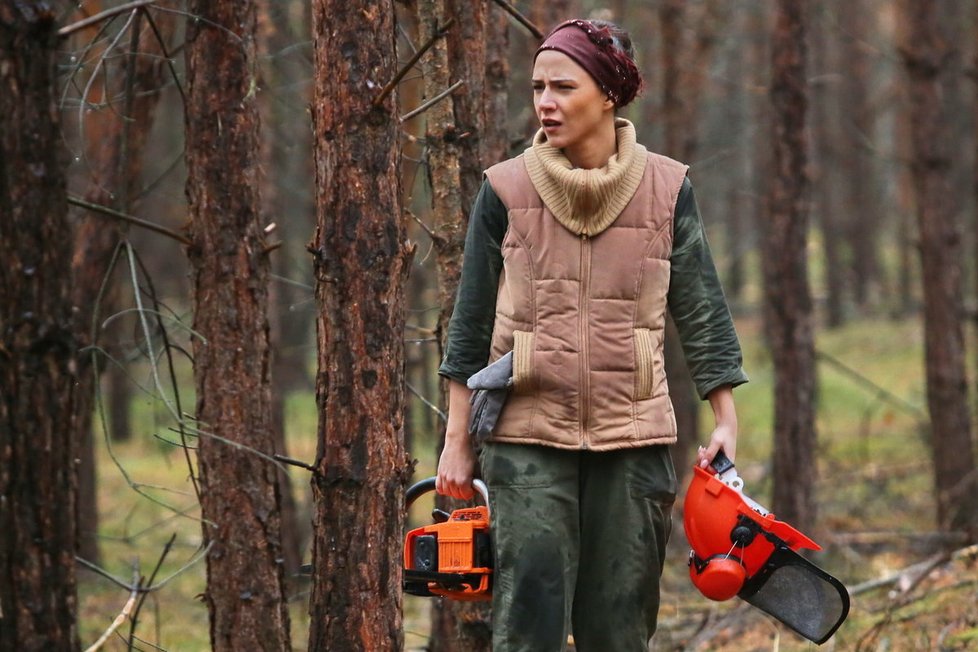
[184,1,292,649]
[900,0,978,536]
[308,1,413,649]
[764,0,817,533]
[0,4,79,650]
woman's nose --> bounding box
[537,89,556,111]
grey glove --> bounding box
[467,351,513,443]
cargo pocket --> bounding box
[512,330,534,394]
[634,328,655,399]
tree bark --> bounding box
[0,4,79,650]
[184,1,292,649]
[764,0,817,533]
[899,0,978,536]
[308,1,413,649]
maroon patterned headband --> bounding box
[534,19,643,107]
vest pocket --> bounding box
[512,330,534,393]
[634,328,655,399]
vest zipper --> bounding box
[579,233,591,449]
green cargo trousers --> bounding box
[480,442,677,652]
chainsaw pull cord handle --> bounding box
[405,477,490,514]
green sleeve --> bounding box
[668,177,749,399]
[437,180,508,383]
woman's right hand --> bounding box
[436,379,478,500]
[436,432,477,500]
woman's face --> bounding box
[532,50,614,151]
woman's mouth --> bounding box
[542,118,561,131]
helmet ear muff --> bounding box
[689,553,747,601]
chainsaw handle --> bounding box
[405,477,490,511]
[710,449,735,475]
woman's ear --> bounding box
[603,95,616,112]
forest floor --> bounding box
[77,314,978,651]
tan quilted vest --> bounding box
[484,145,688,451]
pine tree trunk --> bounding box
[184,1,292,649]
[841,0,880,310]
[422,0,495,648]
[764,0,817,533]
[900,0,978,536]
[308,1,412,649]
[256,0,312,577]
[68,5,173,565]
[0,4,78,650]
[810,1,846,328]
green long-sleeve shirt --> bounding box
[438,176,748,399]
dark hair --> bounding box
[583,19,644,107]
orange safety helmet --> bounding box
[683,452,850,644]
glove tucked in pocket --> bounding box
[467,351,513,443]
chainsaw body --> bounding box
[403,477,492,602]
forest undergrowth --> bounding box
[77,314,978,651]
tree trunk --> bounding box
[308,1,413,649]
[810,1,846,328]
[421,0,495,648]
[68,4,173,565]
[764,0,817,533]
[0,4,78,650]
[842,0,880,310]
[256,0,312,577]
[184,1,292,649]
[899,0,978,536]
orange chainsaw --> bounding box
[402,477,492,601]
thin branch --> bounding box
[273,453,318,473]
[816,349,928,421]
[374,18,456,107]
[76,9,138,175]
[131,248,201,503]
[68,195,191,245]
[490,0,543,39]
[399,80,465,122]
[83,570,140,652]
[406,207,439,241]
[60,0,157,37]
[76,540,214,593]
[140,5,187,106]
[407,382,447,423]
[128,534,177,650]
[170,423,291,475]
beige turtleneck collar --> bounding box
[523,118,648,236]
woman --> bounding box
[436,19,747,651]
